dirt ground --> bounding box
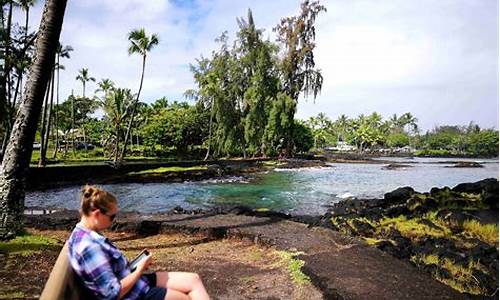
[0,228,323,300]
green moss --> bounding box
[462,220,499,246]
[0,234,61,256]
[127,165,208,176]
[254,208,270,212]
[262,160,287,167]
[411,253,440,266]
[330,217,351,235]
[377,216,451,240]
[276,251,311,285]
[362,237,396,246]
[412,254,488,295]
[440,258,487,295]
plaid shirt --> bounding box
[68,223,150,300]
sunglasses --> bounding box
[99,209,117,221]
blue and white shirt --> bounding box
[68,223,150,300]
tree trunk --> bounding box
[38,79,51,167]
[0,3,13,162]
[121,55,146,160]
[71,91,75,154]
[52,54,60,159]
[0,0,68,239]
[42,68,56,162]
[114,127,120,163]
[5,2,13,109]
[204,98,215,161]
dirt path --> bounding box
[0,229,322,299]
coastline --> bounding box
[21,178,499,298]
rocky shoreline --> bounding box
[320,178,499,298]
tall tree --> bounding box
[274,0,326,154]
[100,88,132,162]
[75,67,95,98]
[237,9,279,156]
[274,0,326,101]
[52,42,72,158]
[18,0,38,39]
[121,28,159,160]
[0,0,68,239]
[95,78,114,97]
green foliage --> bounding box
[0,234,61,256]
[419,124,498,157]
[377,216,451,241]
[415,149,451,157]
[386,132,410,148]
[462,220,498,246]
[274,1,326,100]
[141,101,207,153]
[127,165,208,176]
[188,2,325,158]
[276,251,311,285]
[466,129,498,157]
[412,254,488,295]
[263,93,296,156]
[291,120,314,153]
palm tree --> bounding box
[95,78,115,97]
[75,67,95,98]
[121,28,159,160]
[52,43,73,158]
[18,0,37,39]
[0,0,68,239]
[336,114,349,143]
[367,112,383,128]
[101,88,133,162]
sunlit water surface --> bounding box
[26,157,499,216]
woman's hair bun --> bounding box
[82,186,94,198]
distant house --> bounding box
[394,145,415,153]
[327,142,357,152]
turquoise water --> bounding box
[26,158,499,215]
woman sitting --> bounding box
[68,185,210,300]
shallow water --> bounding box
[26,158,499,216]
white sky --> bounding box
[13,0,499,131]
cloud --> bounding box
[11,0,498,131]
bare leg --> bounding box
[156,271,210,300]
[165,289,190,300]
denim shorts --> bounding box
[143,273,167,300]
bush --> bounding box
[415,149,451,157]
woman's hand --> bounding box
[120,252,153,299]
[136,252,152,273]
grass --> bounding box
[0,291,25,298]
[411,254,487,295]
[127,165,208,176]
[275,251,311,285]
[440,259,486,295]
[254,208,270,212]
[377,215,451,240]
[411,253,440,266]
[462,220,499,246]
[0,234,61,256]
[262,160,286,167]
[362,237,396,246]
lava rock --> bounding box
[350,219,375,236]
[452,178,498,194]
[383,187,415,206]
[382,163,413,170]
